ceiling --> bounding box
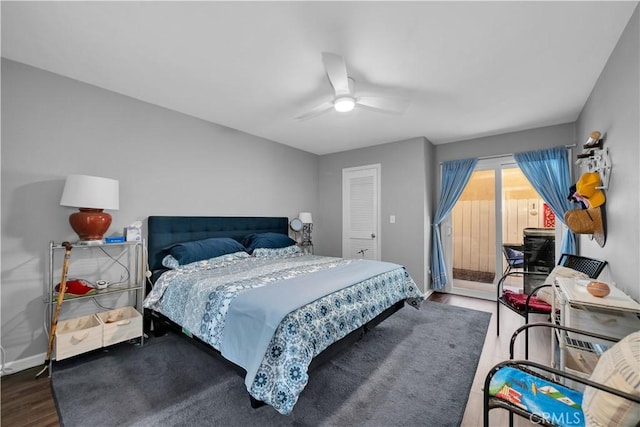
[2,1,637,155]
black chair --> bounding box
[496,253,607,358]
[501,244,524,275]
[484,323,639,427]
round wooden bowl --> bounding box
[586,281,610,298]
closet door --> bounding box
[342,164,380,260]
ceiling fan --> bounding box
[296,52,410,120]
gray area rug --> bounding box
[52,301,491,427]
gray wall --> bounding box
[1,59,319,367]
[317,137,433,292]
[434,122,576,215]
[575,5,639,301]
[435,123,576,167]
[433,123,576,282]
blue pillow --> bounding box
[164,237,247,266]
[242,232,296,253]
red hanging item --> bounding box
[543,203,555,228]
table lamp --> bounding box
[60,174,119,243]
[299,212,313,254]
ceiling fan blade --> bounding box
[322,52,351,97]
[295,101,334,121]
[356,96,410,114]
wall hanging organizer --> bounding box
[575,130,611,190]
[567,130,611,247]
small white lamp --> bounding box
[298,212,313,224]
[60,175,119,243]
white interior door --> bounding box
[342,164,381,260]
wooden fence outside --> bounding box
[452,198,550,279]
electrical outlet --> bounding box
[390,215,396,223]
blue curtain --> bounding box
[514,146,576,255]
[431,158,478,290]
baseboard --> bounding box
[1,352,45,377]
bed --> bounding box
[143,216,424,415]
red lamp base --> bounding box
[69,208,112,241]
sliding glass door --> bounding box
[442,156,554,299]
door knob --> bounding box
[371,233,376,238]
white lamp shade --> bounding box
[60,175,119,210]
[298,212,313,224]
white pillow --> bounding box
[545,265,590,284]
[161,254,180,269]
[536,265,589,305]
[252,245,301,258]
[161,251,249,270]
[582,331,640,427]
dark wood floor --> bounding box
[1,293,550,426]
[1,366,59,427]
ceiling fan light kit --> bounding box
[334,96,355,112]
[296,52,409,120]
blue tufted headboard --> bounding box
[146,216,289,274]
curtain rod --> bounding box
[439,144,577,164]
